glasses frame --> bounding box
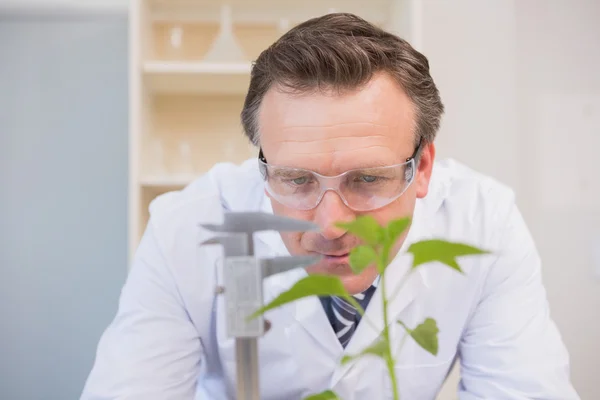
[258,138,424,211]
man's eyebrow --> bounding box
[270,168,311,178]
[332,158,398,171]
[267,162,398,178]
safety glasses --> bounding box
[258,140,422,212]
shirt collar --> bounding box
[372,275,381,288]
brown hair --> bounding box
[240,12,444,147]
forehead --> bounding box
[257,73,416,174]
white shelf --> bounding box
[143,61,251,95]
[140,175,196,188]
[148,0,393,25]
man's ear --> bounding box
[415,142,435,199]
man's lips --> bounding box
[305,252,352,271]
[323,252,349,258]
[322,253,350,262]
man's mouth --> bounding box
[323,252,350,260]
[306,252,352,272]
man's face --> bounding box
[257,73,435,294]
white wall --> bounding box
[423,0,519,190]
[420,0,600,399]
[516,1,600,399]
[0,14,129,400]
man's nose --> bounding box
[314,191,356,240]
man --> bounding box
[82,13,578,400]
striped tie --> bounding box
[331,290,368,348]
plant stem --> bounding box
[379,258,400,400]
[388,268,413,305]
[347,297,380,334]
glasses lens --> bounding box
[261,164,322,210]
[340,161,414,210]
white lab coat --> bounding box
[82,158,579,400]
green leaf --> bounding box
[385,217,411,247]
[303,390,340,400]
[407,239,489,273]
[348,245,378,274]
[335,215,385,245]
[341,336,389,365]
[248,275,350,320]
[398,318,439,356]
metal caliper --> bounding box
[200,211,321,400]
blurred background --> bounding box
[0,0,598,399]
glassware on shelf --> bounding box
[164,24,185,60]
[278,18,290,35]
[178,141,195,178]
[149,138,167,177]
[203,4,246,63]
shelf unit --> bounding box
[128,0,418,259]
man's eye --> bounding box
[359,175,378,183]
[291,177,309,185]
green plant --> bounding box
[250,215,487,400]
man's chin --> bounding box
[305,260,353,276]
